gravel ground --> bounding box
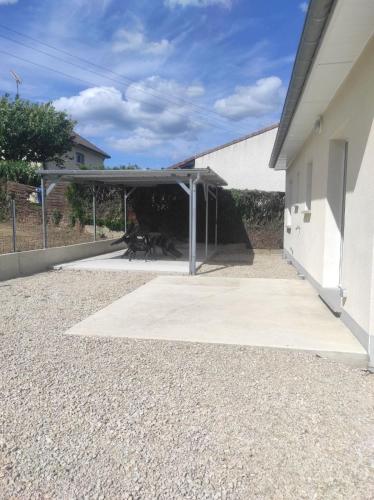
[199,251,298,279]
[1,269,373,499]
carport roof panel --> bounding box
[38,168,227,186]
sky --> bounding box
[0,0,309,167]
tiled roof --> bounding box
[73,133,111,159]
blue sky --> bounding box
[0,0,308,167]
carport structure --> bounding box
[38,168,226,275]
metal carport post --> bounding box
[185,176,216,275]
[178,177,197,275]
[123,187,136,232]
[190,176,197,274]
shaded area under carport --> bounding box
[38,168,226,275]
[54,243,207,274]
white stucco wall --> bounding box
[283,35,374,362]
[195,127,285,192]
[46,145,106,169]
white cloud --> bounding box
[53,86,135,130]
[53,77,205,153]
[165,0,231,8]
[109,129,164,153]
[299,2,308,13]
[186,84,205,97]
[112,29,173,56]
[214,76,285,121]
[0,0,18,4]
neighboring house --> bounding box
[46,133,110,169]
[169,124,284,192]
[269,0,374,367]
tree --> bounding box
[0,160,40,186]
[112,164,140,170]
[0,95,76,165]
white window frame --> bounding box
[304,162,313,213]
[286,178,293,227]
[295,171,300,210]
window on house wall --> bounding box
[76,152,85,165]
[286,178,293,227]
[305,162,313,211]
[295,171,300,207]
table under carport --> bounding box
[38,168,227,275]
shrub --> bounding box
[217,189,284,245]
[66,183,124,229]
[0,161,40,187]
[101,218,124,231]
[68,214,76,228]
[0,183,9,222]
[51,208,63,226]
[65,184,90,227]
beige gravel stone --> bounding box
[199,250,298,279]
[0,268,373,499]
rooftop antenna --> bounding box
[10,70,22,99]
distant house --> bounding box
[169,124,284,192]
[269,0,374,366]
[46,133,110,169]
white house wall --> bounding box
[284,35,374,361]
[46,145,106,169]
[195,127,285,191]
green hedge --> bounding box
[120,185,285,247]
[217,189,284,246]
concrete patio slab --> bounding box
[54,243,208,274]
[66,276,368,366]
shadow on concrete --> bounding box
[197,246,255,275]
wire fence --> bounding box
[0,186,99,255]
[0,181,285,255]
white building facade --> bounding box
[46,133,110,169]
[170,125,284,192]
[270,0,374,367]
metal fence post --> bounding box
[123,188,127,233]
[41,177,48,249]
[92,186,97,242]
[11,196,16,252]
[215,186,218,250]
[205,184,209,259]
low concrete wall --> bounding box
[0,239,125,281]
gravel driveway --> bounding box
[1,269,373,499]
[199,251,298,279]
